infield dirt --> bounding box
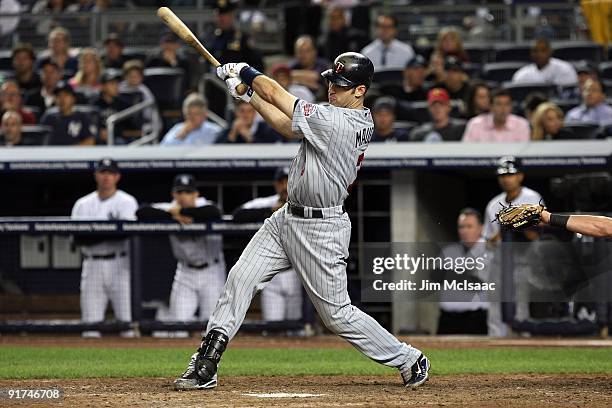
[1,374,611,407]
[1,336,611,407]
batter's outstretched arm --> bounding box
[250,75,297,119]
[541,210,612,237]
[249,92,293,138]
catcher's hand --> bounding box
[496,203,545,230]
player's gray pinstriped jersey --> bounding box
[153,197,223,265]
[289,99,374,208]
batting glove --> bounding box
[225,77,253,102]
[216,62,249,81]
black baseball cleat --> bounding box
[401,354,430,389]
[173,330,229,391]
[173,352,218,390]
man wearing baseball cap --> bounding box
[380,54,429,102]
[437,56,469,101]
[136,174,226,333]
[370,96,411,142]
[410,88,466,142]
[71,158,138,338]
[93,70,130,143]
[41,82,95,145]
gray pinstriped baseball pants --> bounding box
[207,204,421,369]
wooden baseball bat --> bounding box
[156,6,248,95]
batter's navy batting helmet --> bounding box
[321,52,374,89]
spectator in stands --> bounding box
[531,102,574,140]
[161,93,221,146]
[462,88,530,142]
[12,43,41,93]
[32,0,67,14]
[41,82,94,145]
[120,59,157,137]
[216,100,281,144]
[522,92,548,123]
[146,32,191,94]
[463,81,490,119]
[361,14,414,71]
[428,27,469,84]
[437,208,489,335]
[66,0,95,12]
[36,27,79,78]
[270,64,314,103]
[0,80,37,125]
[380,55,429,102]
[24,60,61,118]
[92,70,129,144]
[371,97,410,143]
[432,27,469,63]
[560,61,598,101]
[320,7,369,62]
[69,48,102,101]
[289,35,330,98]
[207,0,263,71]
[411,88,466,142]
[437,56,469,101]
[511,37,577,86]
[565,79,612,125]
[101,33,126,70]
[0,110,23,146]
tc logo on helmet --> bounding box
[334,62,345,74]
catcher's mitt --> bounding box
[496,203,545,230]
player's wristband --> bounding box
[549,213,570,229]
[239,66,262,87]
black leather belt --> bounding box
[289,204,345,218]
[186,258,219,269]
[84,251,127,260]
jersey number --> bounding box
[356,153,365,169]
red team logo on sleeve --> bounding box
[303,103,317,117]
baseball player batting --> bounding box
[174,52,430,390]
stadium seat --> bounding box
[392,121,418,133]
[413,45,433,62]
[396,100,430,124]
[599,62,612,80]
[462,62,482,79]
[143,67,185,130]
[123,48,148,64]
[601,123,612,138]
[0,69,15,80]
[502,82,557,101]
[493,44,531,63]
[464,43,492,64]
[372,69,403,87]
[562,122,601,139]
[551,98,580,114]
[481,62,526,83]
[0,50,12,70]
[20,125,52,145]
[552,41,604,64]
